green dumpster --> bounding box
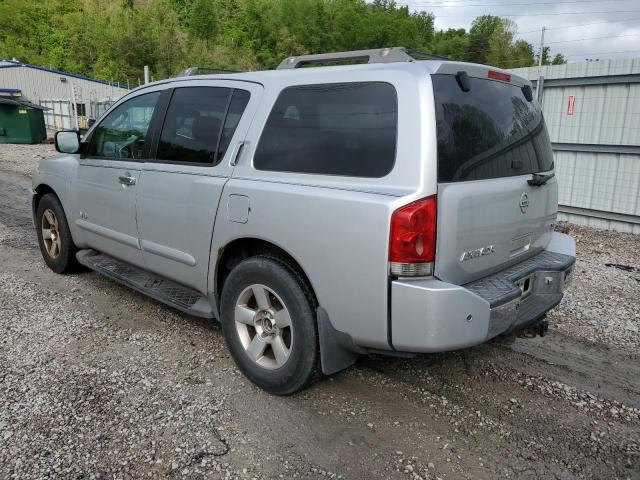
[0,98,47,144]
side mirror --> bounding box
[55,130,81,154]
[87,118,96,127]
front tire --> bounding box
[220,256,321,395]
[36,193,81,274]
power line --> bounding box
[413,0,626,5]
[545,33,640,44]
[414,0,628,6]
[454,45,559,61]
[438,30,640,48]
[564,48,640,56]
[429,17,640,38]
[433,10,640,18]
[505,48,640,64]
[517,17,640,35]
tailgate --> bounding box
[430,70,557,285]
[435,176,557,285]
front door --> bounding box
[75,91,162,267]
[136,81,262,292]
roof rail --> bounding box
[277,47,448,69]
[405,49,451,61]
[177,67,241,77]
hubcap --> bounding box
[234,284,293,370]
[41,209,61,259]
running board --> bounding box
[76,249,215,318]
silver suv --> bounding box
[32,48,575,394]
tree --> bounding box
[485,18,515,67]
[188,0,218,43]
[412,11,434,48]
[431,28,469,60]
[552,53,567,65]
[510,40,535,68]
[467,15,501,64]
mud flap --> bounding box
[317,306,366,375]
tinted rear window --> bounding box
[432,74,554,183]
[157,87,231,164]
[254,82,397,177]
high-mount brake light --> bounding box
[488,70,511,82]
[389,195,437,277]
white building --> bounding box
[0,59,129,133]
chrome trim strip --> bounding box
[140,239,197,267]
[75,219,140,249]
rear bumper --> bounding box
[390,232,575,352]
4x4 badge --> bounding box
[460,245,495,262]
[519,192,530,213]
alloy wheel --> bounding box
[234,284,293,369]
[41,208,61,259]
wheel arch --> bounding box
[214,237,317,306]
[32,183,58,220]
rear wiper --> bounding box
[528,172,555,186]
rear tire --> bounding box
[36,193,81,274]
[220,255,321,395]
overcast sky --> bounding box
[401,0,640,62]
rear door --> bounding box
[431,70,557,285]
[136,81,261,292]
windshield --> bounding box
[432,74,554,183]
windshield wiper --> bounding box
[528,172,555,186]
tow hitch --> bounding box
[518,318,549,338]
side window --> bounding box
[88,92,160,159]
[254,82,397,178]
[216,89,251,162]
[156,87,249,165]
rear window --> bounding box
[254,82,397,177]
[432,74,554,183]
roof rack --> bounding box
[177,67,241,77]
[277,47,448,70]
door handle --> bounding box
[230,141,247,167]
[118,175,136,186]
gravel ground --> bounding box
[0,142,55,176]
[0,144,638,480]
[548,226,640,353]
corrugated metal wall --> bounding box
[510,59,640,234]
[0,65,128,105]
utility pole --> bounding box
[537,26,546,104]
[144,65,150,84]
[538,26,546,68]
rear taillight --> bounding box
[389,195,437,277]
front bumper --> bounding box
[390,232,575,353]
